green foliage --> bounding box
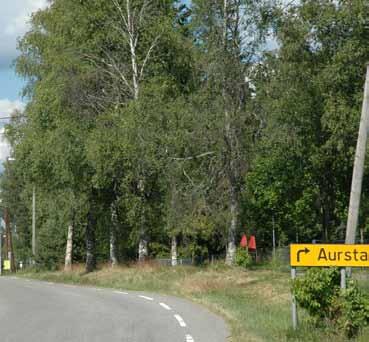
[293,268,369,338]
[3,0,369,280]
[149,242,170,258]
[235,248,252,268]
[293,268,340,320]
[336,280,369,338]
[246,0,369,244]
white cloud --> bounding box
[0,128,11,163]
[0,99,25,162]
[0,99,25,119]
[0,0,48,69]
[5,0,48,36]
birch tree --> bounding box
[192,0,267,264]
[93,0,168,262]
[64,220,74,272]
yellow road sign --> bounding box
[290,244,369,267]
[3,260,10,271]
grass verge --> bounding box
[16,263,369,341]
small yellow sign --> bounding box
[290,244,369,267]
[3,260,10,271]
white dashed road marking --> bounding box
[174,314,187,327]
[138,295,154,301]
[114,290,128,295]
[185,334,194,342]
[159,302,171,311]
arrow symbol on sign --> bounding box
[297,247,310,262]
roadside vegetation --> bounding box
[2,0,369,275]
[2,1,369,340]
[16,263,369,341]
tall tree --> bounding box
[191,0,268,263]
[245,0,369,245]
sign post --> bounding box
[290,244,369,267]
[291,268,298,329]
[340,268,346,289]
[289,243,369,329]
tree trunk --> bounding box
[110,202,119,267]
[346,65,369,244]
[226,184,238,265]
[85,209,96,273]
[138,207,148,262]
[222,0,238,265]
[138,238,148,262]
[171,235,178,266]
[322,204,330,242]
[64,221,73,272]
[138,180,148,262]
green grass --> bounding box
[15,263,369,341]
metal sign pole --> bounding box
[291,267,298,329]
[340,268,346,289]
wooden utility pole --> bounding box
[346,65,369,244]
[32,185,36,256]
[343,65,369,286]
[5,208,16,272]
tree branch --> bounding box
[139,35,160,81]
[171,151,216,161]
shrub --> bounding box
[235,248,252,268]
[293,267,340,321]
[336,280,369,338]
[293,267,369,338]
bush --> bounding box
[293,267,340,321]
[235,248,252,268]
[336,280,369,338]
[293,268,369,338]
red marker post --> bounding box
[240,234,248,248]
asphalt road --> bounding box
[0,276,229,342]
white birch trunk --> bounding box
[110,229,118,267]
[126,0,140,100]
[85,209,96,273]
[138,238,148,261]
[110,203,119,267]
[110,0,160,260]
[171,235,178,266]
[64,222,73,272]
[226,186,237,265]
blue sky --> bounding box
[0,0,47,162]
[0,69,25,101]
[0,0,47,103]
